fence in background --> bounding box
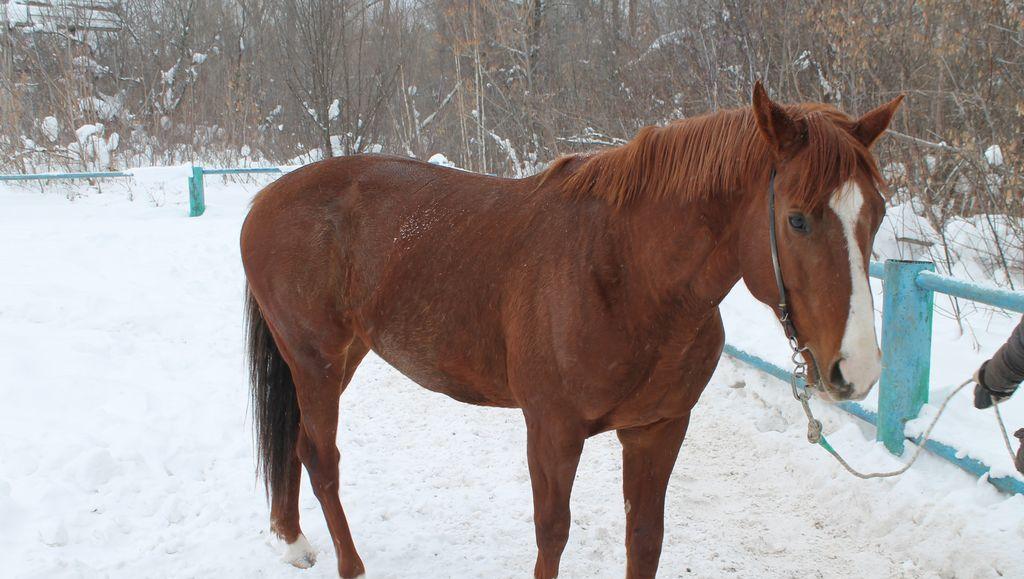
[187,166,283,217]
[0,170,133,182]
[726,259,1024,495]
[0,166,285,217]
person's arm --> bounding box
[974,316,1024,409]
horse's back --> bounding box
[242,154,510,293]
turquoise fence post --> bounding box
[877,260,935,454]
[189,166,205,217]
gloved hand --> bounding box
[1014,429,1024,475]
[974,361,1014,409]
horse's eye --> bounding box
[788,213,809,233]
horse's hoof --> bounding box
[282,534,317,569]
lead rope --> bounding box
[799,377,1020,480]
[993,403,1020,466]
[803,378,970,480]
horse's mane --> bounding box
[541,104,883,211]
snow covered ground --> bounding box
[1,170,1023,578]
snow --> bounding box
[1,170,1022,577]
[286,135,383,164]
[876,200,1022,288]
[793,50,812,71]
[75,123,103,143]
[64,124,120,172]
[79,96,121,121]
[427,153,455,167]
[635,30,688,63]
[72,56,111,76]
[2,0,29,25]
[41,116,60,142]
[161,64,178,87]
[986,144,1004,167]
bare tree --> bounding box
[3,0,1023,283]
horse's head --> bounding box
[738,82,903,402]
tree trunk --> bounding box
[610,0,620,40]
[628,0,637,40]
[528,0,542,89]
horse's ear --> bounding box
[752,80,807,159]
[852,94,905,148]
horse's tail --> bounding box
[245,285,300,501]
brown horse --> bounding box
[240,82,903,578]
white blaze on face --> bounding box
[829,182,882,396]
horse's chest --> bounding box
[592,310,726,428]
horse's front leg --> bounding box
[616,414,691,579]
[524,416,587,579]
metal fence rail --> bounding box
[0,166,285,217]
[0,171,132,181]
[726,259,1024,495]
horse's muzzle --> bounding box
[825,356,878,401]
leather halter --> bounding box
[767,169,827,442]
[767,169,827,392]
[767,169,798,341]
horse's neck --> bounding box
[614,184,753,312]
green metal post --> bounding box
[189,166,205,217]
[877,260,935,454]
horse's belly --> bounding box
[369,333,518,408]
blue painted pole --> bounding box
[189,166,205,217]
[877,260,936,455]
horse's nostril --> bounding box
[830,358,848,388]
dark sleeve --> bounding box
[981,316,1024,394]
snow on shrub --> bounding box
[428,153,455,167]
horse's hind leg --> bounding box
[288,338,368,579]
[270,339,369,570]
[270,448,314,567]
[617,415,690,579]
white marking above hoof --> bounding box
[282,533,317,569]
